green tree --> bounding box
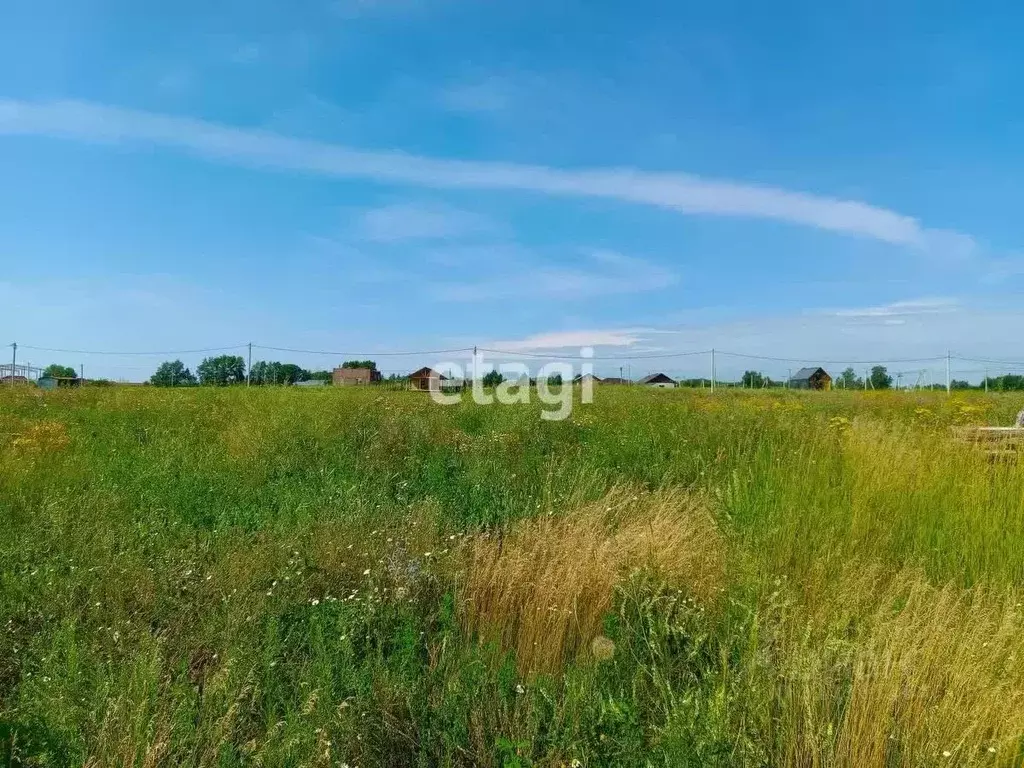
[984,374,1024,391]
[308,370,333,382]
[251,361,311,385]
[43,364,77,379]
[741,370,765,388]
[838,367,860,389]
[482,370,504,388]
[341,360,377,370]
[197,355,246,386]
[869,365,893,390]
[950,379,972,390]
[150,360,196,387]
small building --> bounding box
[38,376,81,391]
[408,367,447,392]
[332,367,381,386]
[600,377,630,385]
[0,375,29,385]
[572,373,603,384]
[639,373,677,388]
[789,367,832,391]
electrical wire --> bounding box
[715,351,948,365]
[477,347,711,361]
[252,344,475,357]
[19,344,247,356]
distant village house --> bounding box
[332,366,381,386]
[408,367,448,392]
[788,367,832,391]
[38,376,82,390]
[639,373,677,388]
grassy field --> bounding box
[2,385,1024,767]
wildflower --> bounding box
[515,684,526,694]
[942,751,951,758]
[310,598,320,606]
[362,568,371,576]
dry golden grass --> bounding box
[460,487,726,675]
[776,563,1024,767]
[835,579,1024,766]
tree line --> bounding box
[149,356,378,387]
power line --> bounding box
[478,347,711,361]
[716,351,948,365]
[20,344,246,356]
[252,344,474,357]
[952,354,1024,366]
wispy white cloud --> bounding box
[979,254,1024,285]
[830,297,960,318]
[438,77,510,114]
[354,202,498,242]
[431,250,676,302]
[228,43,261,65]
[0,99,964,249]
[488,329,647,351]
[156,71,191,94]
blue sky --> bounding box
[1,0,1022,381]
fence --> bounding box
[0,363,42,382]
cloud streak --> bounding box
[488,329,647,351]
[430,249,676,302]
[0,99,954,247]
[355,202,498,242]
[831,297,960,318]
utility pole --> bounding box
[710,348,716,394]
[945,350,951,394]
[985,369,989,393]
[787,368,791,388]
[9,342,15,386]
[864,368,869,390]
[80,364,84,381]
[247,342,252,387]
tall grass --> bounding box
[2,385,1024,765]
[462,487,725,675]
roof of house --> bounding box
[572,373,603,382]
[600,377,629,384]
[639,372,677,384]
[408,367,448,380]
[790,367,829,381]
